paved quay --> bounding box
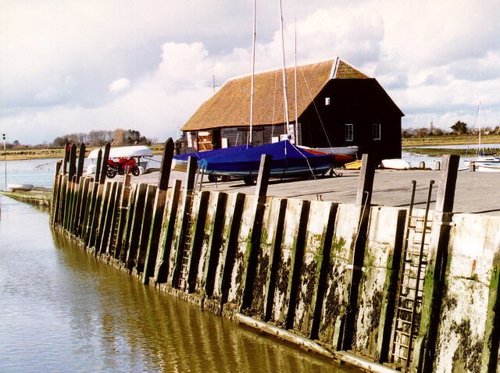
[131,168,500,216]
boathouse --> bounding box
[180,58,404,161]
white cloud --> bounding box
[109,78,131,94]
[1,0,500,144]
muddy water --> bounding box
[0,196,357,372]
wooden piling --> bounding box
[76,143,86,182]
[125,183,148,270]
[134,184,157,275]
[98,182,121,255]
[301,201,338,339]
[154,179,182,283]
[183,191,210,292]
[285,201,311,329]
[68,144,77,179]
[66,175,78,232]
[94,182,113,252]
[75,177,91,237]
[263,199,288,321]
[219,193,246,307]
[50,161,63,225]
[342,153,376,350]
[241,154,271,310]
[171,157,198,288]
[84,182,101,247]
[99,143,111,185]
[95,150,102,183]
[158,138,174,191]
[60,175,69,228]
[202,192,228,297]
[114,174,133,260]
[142,138,174,284]
[62,141,70,174]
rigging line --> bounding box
[299,68,334,149]
[466,103,482,157]
[290,142,319,179]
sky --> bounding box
[1,0,500,145]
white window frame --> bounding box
[372,123,382,141]
[345,123,354,142]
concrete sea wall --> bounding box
[50,142,499,373]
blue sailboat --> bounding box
[198,140,334,184]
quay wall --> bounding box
[50,142,499,373]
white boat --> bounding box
[7,184,34,192]
[471,163,500,172]
[315,146,358,156]
[380,158,410,170]
[464,155,500,167]
[86,145,153,175]
[463,104,500,169]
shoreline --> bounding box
[2,134,500,161]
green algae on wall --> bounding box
[433,214,500,373]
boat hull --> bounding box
[473,163,500,172]
[315,146,358,156]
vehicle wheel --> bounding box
[221,175,231,182]
[243,176,255,185]
[132,167,140,176]
[106,168,117,178]
[208,174,218,182]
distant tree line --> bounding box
[403,120,500,138]
[52,129,152,147]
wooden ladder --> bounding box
[391,180,434,369]
[177,212,193,291]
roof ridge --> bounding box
[227,59,335,82]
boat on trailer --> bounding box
[86,145,153,175]
[198,140,335,184]
[172,145,250,172]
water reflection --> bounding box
[0,196,356,372]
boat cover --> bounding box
[87,145,153,159]
[174,144,250,161]
[199,140,333,177]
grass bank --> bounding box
[403,134,500,157]
[2,135,500,161]
[1,144,165,161]
[1,148,66,161]
[402,134,500,147]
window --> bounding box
[372,123,382,141]
[345,123,354,142]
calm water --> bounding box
[0,196,356,372]
[0,158,59,189]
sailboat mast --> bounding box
[293,17,299,144]
[278,0,291,139]
[478,103,482,155]
[248,0,257,147]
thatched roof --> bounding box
[181,58,369,131]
